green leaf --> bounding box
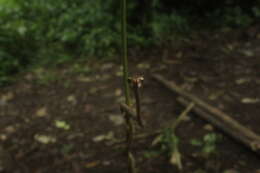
[190,139,203,146]
[34,134,56,144]
[55,120,70,130]
[203,133,218,143]
[202,145,216,154]
[61,144,74,154]
[143,151,161,159]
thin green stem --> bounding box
[120,1,137,173]
[121,0,130,105]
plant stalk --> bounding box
[120,0,137,173]
[121,0,130,105]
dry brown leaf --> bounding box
[85,161,100,168]
[114,88,122,96]
[101,63,114,70]
[241,98,259,104]
[77,76,92,83]
[34,134,56,144]
[4,126,15,134]
[0,135,7,141]
[100,74,111,81]
[0,92,14,105]
[208,91,224,100]
[223,169,239,173]
[102,161,111,166]
[257,33,260,39]
[180,83,194,91]
[226,44,234,51]
[115,71,123,77]
[36,107,48,117]
[176,51,183,58]
[242,50,254,57]
[236,78,251,85]
[151,135,162,146]
[67,95,77,105]
[203,124,214,131]
[116,96,125,103]
[83,104,94,113]
[89,88,99,94]
[170,150,182,170]
[109,115,124,126]
[92,132,114,143]
[137,63,150,69]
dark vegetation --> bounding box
[0,0,260,172]
[1,0,260,85]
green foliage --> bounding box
[60,144,74,155]
[0,29,37,85]
[159,128,180,156]
[69,63,91,75]
[252,6,260,17]
[0,0,119,84]
[14,0,120,57]
[55,120,71,130]
[151,13,189,44]
[144,128,182,169]
[209,6,253,27]
[32,68,59,86]
[0,0,259,85]
[190,133,222,158]
[143,150,161,159]
[146,128,180,158]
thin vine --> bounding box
[121,0,130,105]
[120,0,137,173]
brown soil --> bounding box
[0,26,260,173]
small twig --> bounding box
[171,102,195,131]
[152,102,194,147]
[128,152,137,173]
[120,103,138,121]
[111,102,194,146]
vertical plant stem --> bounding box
[121,0,130,105]
[120,0,137,173]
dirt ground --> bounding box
[0,26,260,173]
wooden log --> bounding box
[178,97,260,154]
[152,74,260,153]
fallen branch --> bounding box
[153,74,260,153]
[177,97,260,153]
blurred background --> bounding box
[0,0,259,85]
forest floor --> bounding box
[1,25,260,173]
